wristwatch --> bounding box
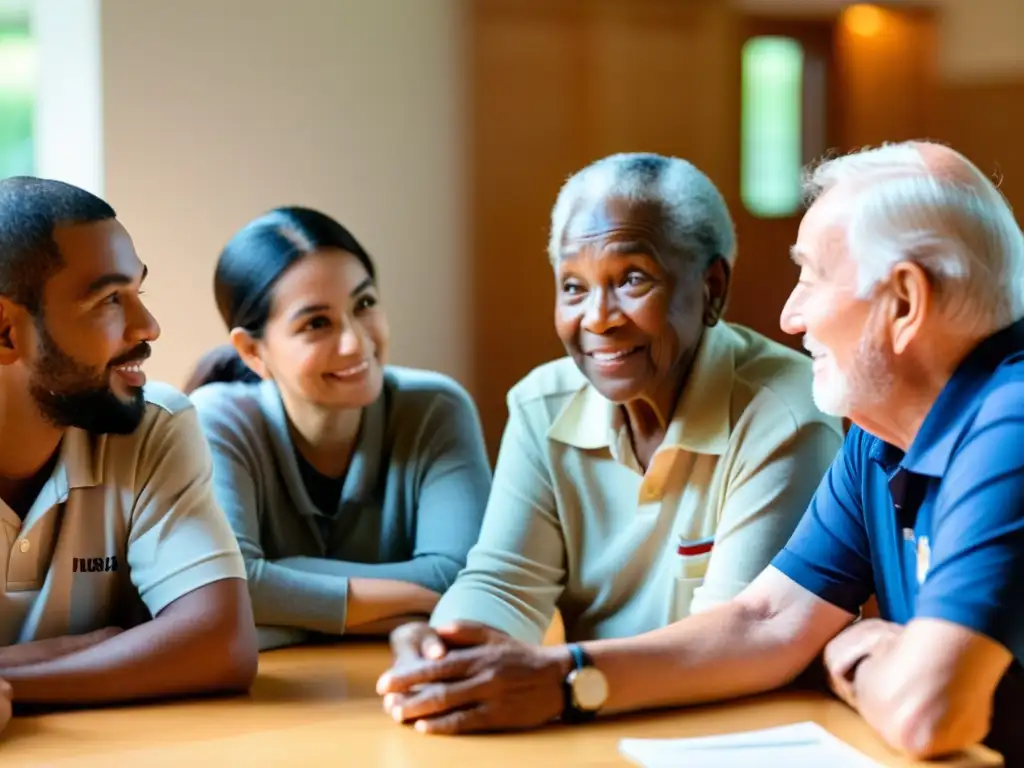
[561,643,609,723]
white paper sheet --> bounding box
[618,721,882,767]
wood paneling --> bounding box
[834,7,939,149]
[468,0,587,457]
[930,78,1024,216]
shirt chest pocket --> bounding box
[672,548,712,622]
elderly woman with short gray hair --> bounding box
[377,152,843,733]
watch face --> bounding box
[570,666,609,711]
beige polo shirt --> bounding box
[432,322,844,643]
[0,383,246,645]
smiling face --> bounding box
[239,248,388,410]
[554,197,713,410]
[16,219,160,434]
[780,187,893,418]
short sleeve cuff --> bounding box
[431,589,547,645]
[139,551,247,616]
[915,596,1019,653]
[771,549,866,616]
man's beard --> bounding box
[28,318,149,435]
[809,313,894,419]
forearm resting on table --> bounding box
[347,614,433,637]
[277,554,459,595]
[0,579,257,705]
[346,578,440,632]
[574,568,854,717]
[580,598,820,716]
[0,628,120,669]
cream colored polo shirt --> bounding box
[432,322,844,643]
[0,383,246,645]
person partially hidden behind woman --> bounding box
[381,153,845,725]
[187,207,492,650]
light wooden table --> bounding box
[0,643,1003,767]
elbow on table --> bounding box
[422,554,466,594]
[212,620,259,694]
[243,554,267,584]
[876,693,990,760]
[192,595,259,694]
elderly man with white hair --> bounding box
[377,141,1024,760]
[376,152,842,717]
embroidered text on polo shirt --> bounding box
[72,556,119,573]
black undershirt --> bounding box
[294,450,344,543]
[0,446,62,520]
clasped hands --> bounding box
[376,621,571,734]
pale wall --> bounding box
[98,0,468,388]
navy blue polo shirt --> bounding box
[773,318,1024,662]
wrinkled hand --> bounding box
[0,678,10,734]
[823,618,903,708]
[388,621,509,667]
[377,640,569,734]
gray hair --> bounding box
[547,153,736,270]
[804,142,1024,336]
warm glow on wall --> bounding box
[842,4,886,37]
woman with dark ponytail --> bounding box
[189,207,491,649]
[183,344,260,393]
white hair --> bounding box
[805,141,1024,336]
[547,153,736,269]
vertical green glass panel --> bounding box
[741,36,804,218]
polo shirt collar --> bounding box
[547,322,737,456]
[545,378,617,450]
[259,379,385,516]
[901,318,1024,477]
[16,428,99,530]
[62,428,101,489]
